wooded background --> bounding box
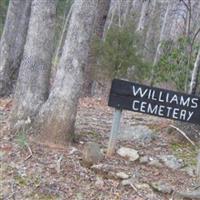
[0,0,200,145]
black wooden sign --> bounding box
[108,79,200,124]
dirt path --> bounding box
[0,97,198,200]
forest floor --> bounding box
[0,97,199,200]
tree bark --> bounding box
[189,48,200,94]
[11,0,58,122]
[130,0,143,25]
[34,0,98,145]
[136,0,150,32]
[0,0,32,96]
[143,0,158,61]
[103,0,118,34]
[54,4,73,65]
[150,0,175,86]
[104,0,133,35]
[82,0,111,96]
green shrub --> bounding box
[154,37,200,91]
[92,23,149,82]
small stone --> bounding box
[116,172,129,179]
[121,178,135,186]
[95,176,104,188]
[181,166,196,177]
[0,151,5,160]
[136,183,151,190]
[150,181,173,194]
[159,155,184,170]
[82,142,104,167]
[68,147,78,155]
[148,159,163,168]
[117,147,139,161]
[146,193,159,200]
[139,156,149,164]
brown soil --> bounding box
[0,97,198,200]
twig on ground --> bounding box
[56,154,63,173]
[130,183,147,199]
[169,124,196,146]
[6,192,15,200]
[6,182,16,200]
[24,143,32,161]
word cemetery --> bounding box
[108,79,200,124]
[107,79,200,156]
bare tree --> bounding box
[33,0,98,145]
[130,0,143,25]
[82,0,111,96]
[11,0,58,122]
[143,0,159,60]
[189,48,200,94]
[0,0,32,96]
[104,0,136,36]
[179,0,200,92]
[136,0,150,32]
[150,0,176,86]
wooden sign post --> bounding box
[107,108,122,156]
[107,79,200,156]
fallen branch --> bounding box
[169,124,196,146]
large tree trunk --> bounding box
[82,0,110,96]
[0,0,32,97]
[11,0,58,123]
[189,48,200,94]
[34,0,98,146]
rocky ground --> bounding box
[1,97,200,200]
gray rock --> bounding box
[119,125,155,144]
[136,183,151,190]
[95,176,104,188]
[174,190,200,199]
[117,147,139,161]
[181,166,196,177]
[116,172,129,179]
[159,155,184,170]
[121,178,135,186]
[139,156,149,164]
[82,142,104,167]
[0,151,5,160]
[148,158,163,168]
[150,181,174,194]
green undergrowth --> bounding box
[14,173,41,187]
[15,132,28,149]
[170,142,199,166]
[28,193,58,200]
